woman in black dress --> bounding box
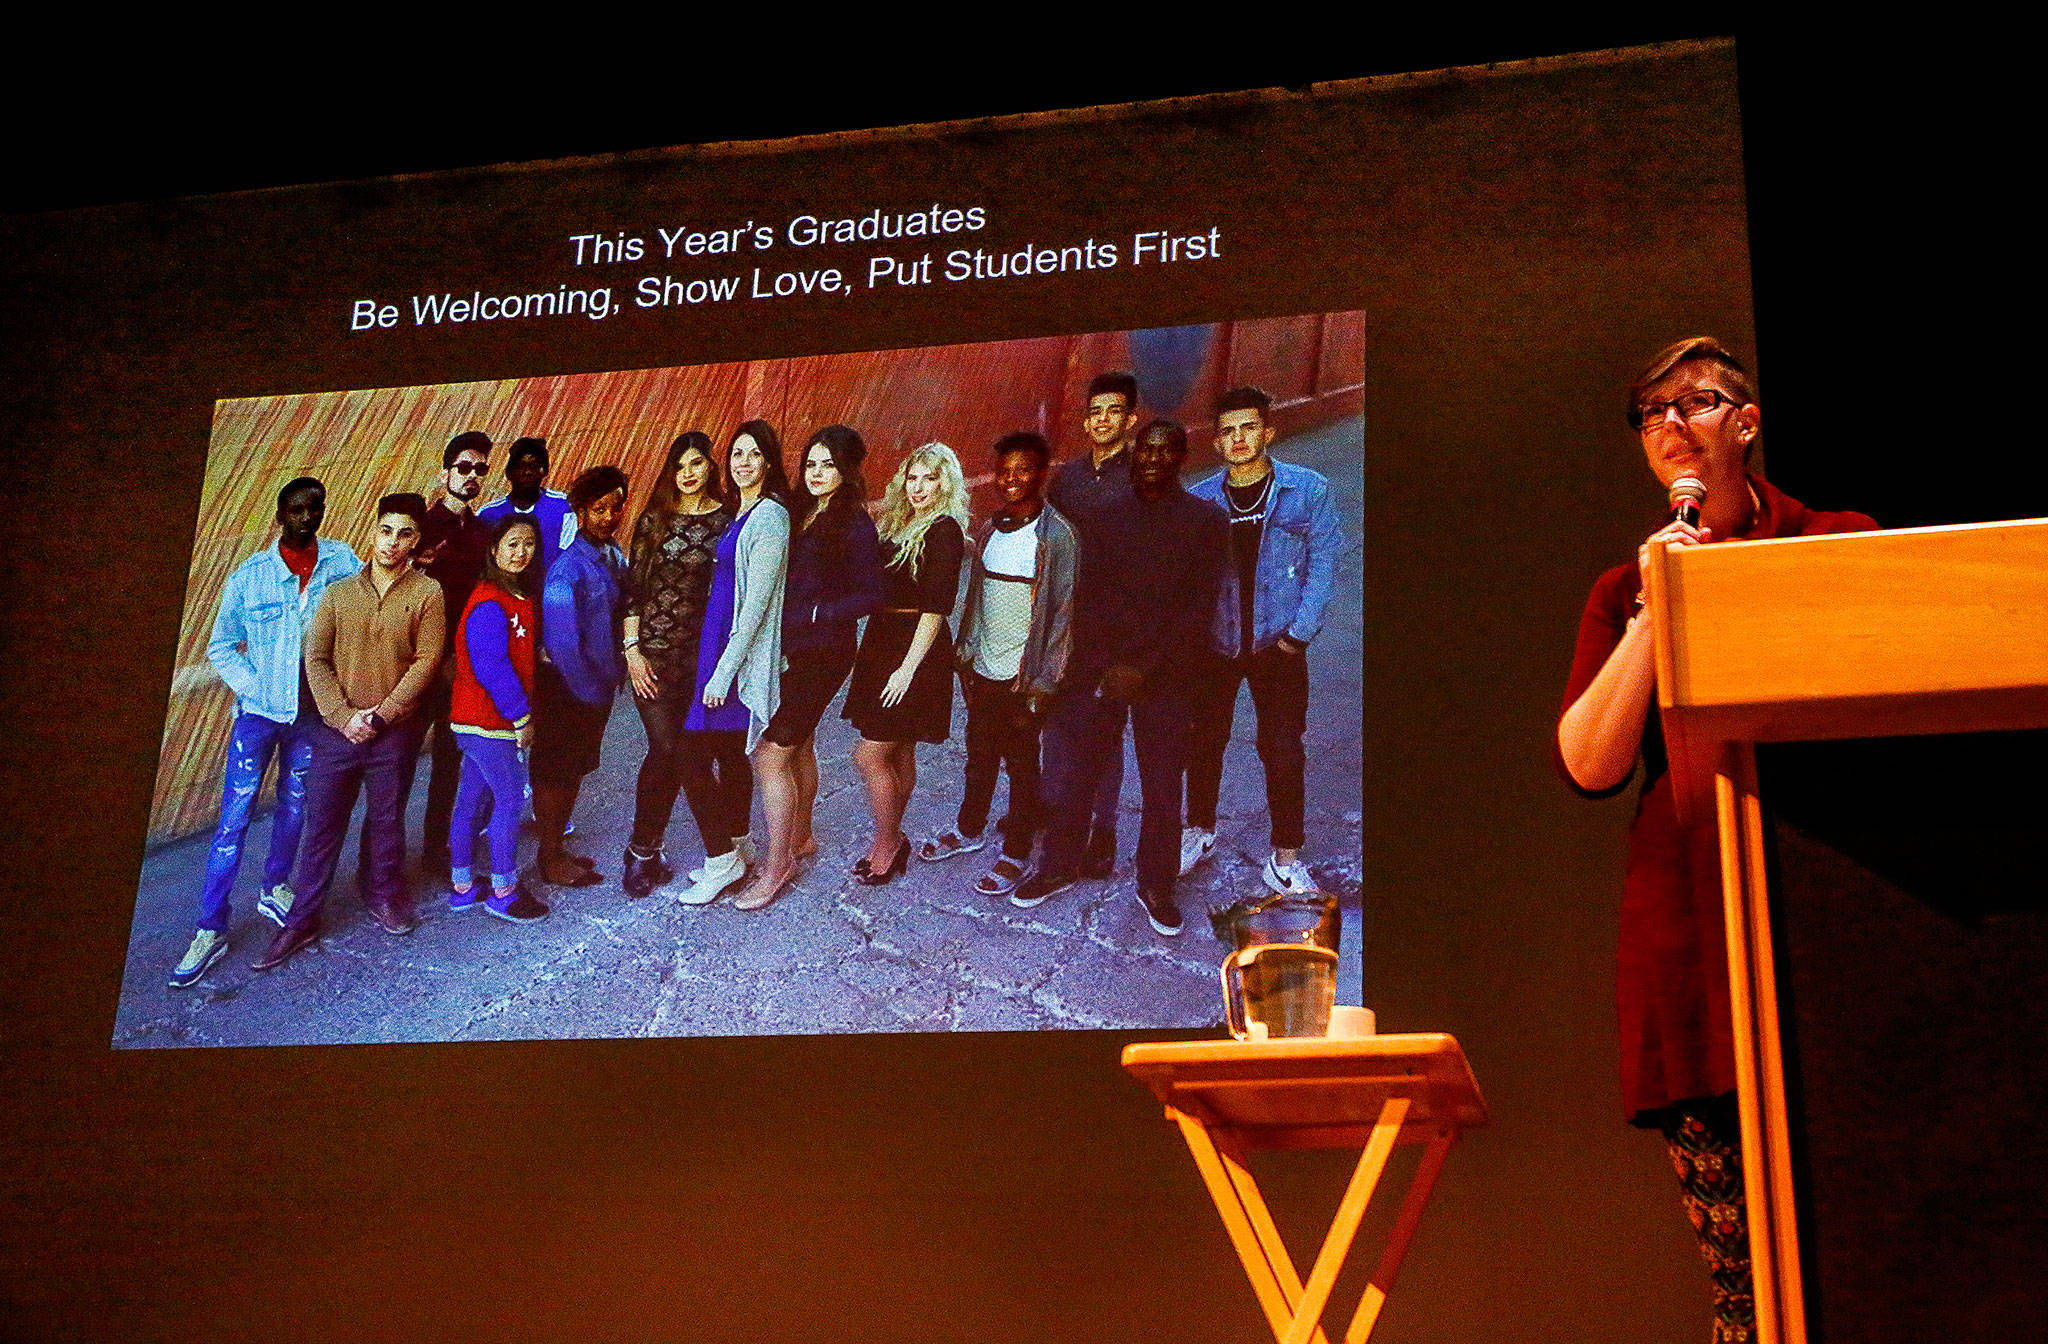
[745,425,884,908]
[842,441,968,884]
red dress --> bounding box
[1557,477,1875,1126]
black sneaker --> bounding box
[1010,870,1077,910]
[1079,829,1117,879]
[1137,886,1184,936]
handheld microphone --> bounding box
[1668,476,1706,529]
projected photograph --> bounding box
[112,312,1364,1047]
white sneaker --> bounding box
[1262,853,1316,896]
[678,848,748,905]
[1178,827,1217,877]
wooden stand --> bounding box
[1640,517,2048,1344]
[1122,1035,1487,1344]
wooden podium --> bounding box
[1639,517,2048,1344]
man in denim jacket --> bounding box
[1181,386,1343,895]
[169,477,360,987]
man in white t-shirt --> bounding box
[920,432,1077,897]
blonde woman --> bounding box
[841,442,969,885]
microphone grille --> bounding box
[1669,476,1707,505]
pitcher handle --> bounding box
[1221,943,1318,1040]
[1220,950,1247,1039]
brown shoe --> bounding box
[251,922,319,971]
[363,894,420,936]
[538,850,602,887]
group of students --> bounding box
[170,373,1344,988]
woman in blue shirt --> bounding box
[671,420,792,906]
[534,465,631,887]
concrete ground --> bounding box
[111,414,1364,1048]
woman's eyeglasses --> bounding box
[1628,389,1734,431]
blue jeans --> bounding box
[451,733,527,887]
[1041,688,1189,892]
[284,720,423,931]
[195,711,313,933]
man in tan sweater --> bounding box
[254,493,445,970]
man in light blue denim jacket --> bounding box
[1181,386,1343,896]
[169,477,360,987]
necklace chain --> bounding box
[1228,472,1274,516]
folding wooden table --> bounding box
[1122,1034,1487,1344]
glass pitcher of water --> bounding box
[1214,892,1341,1041]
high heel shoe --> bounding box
[733,869,795,912]
[855,837,912,886]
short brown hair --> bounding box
[1627,336,1757,421]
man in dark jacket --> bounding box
[411,430,493,877]
[1013,420,1225,936]
[1046,370,1141,876]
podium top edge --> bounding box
[1696,516,2048,552]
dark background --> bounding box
[4,23,2038,1343]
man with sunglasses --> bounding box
[412,431,495,877]
[1554,337,1875,1344]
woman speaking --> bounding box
[1555,337,1874,1344]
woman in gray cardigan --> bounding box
[687,419,792,906]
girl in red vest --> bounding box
[448,516,550,922]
